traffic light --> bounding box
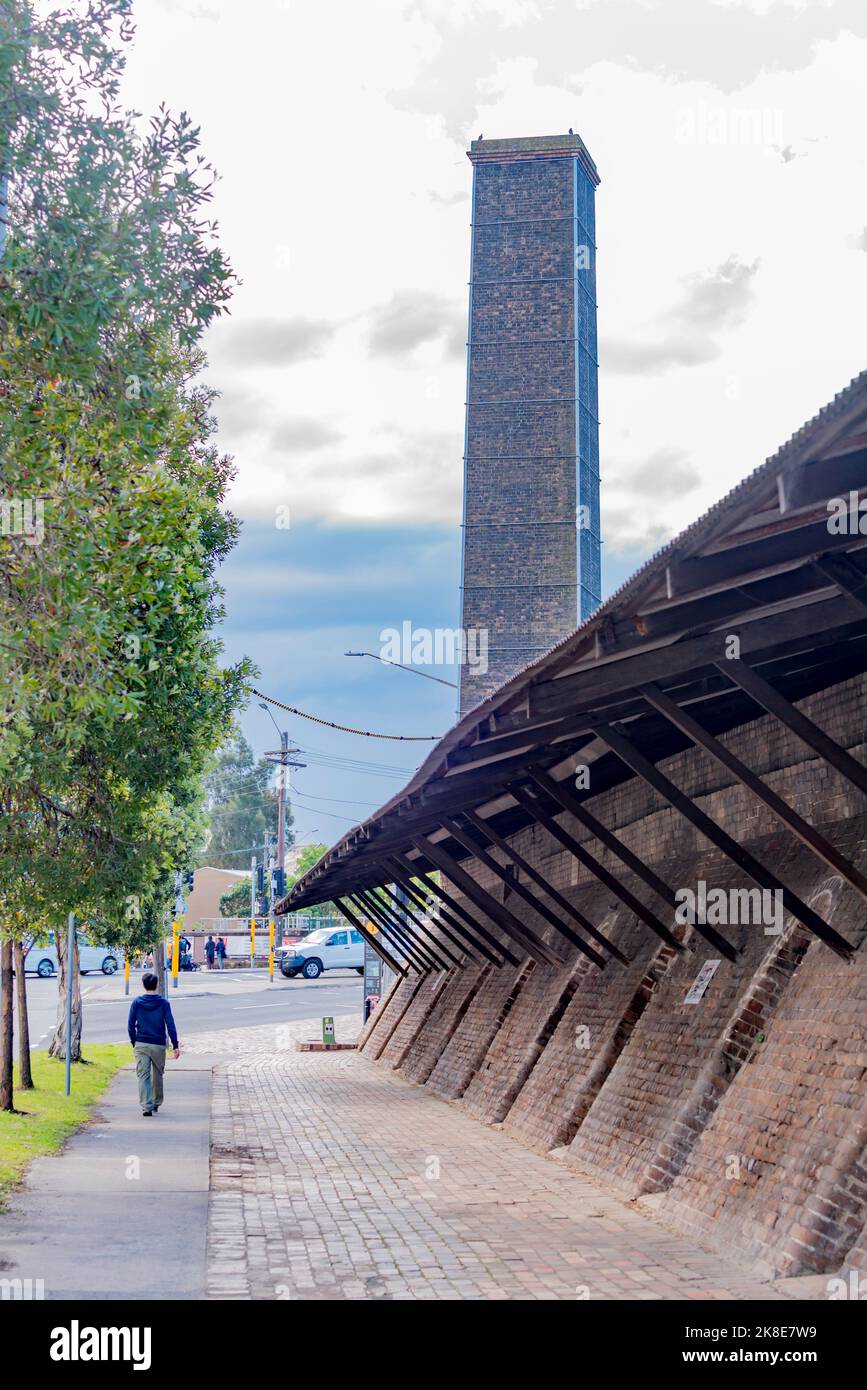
[256,864,265,895]
[271,868,286,899]
[182,869,195,892]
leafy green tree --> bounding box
[200,729,293,870]
[284,844,335,920]
[290,843,329,880]
[0,1,251,1104]
[218,875,252,919]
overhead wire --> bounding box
[249,687,442,742]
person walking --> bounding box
[128,973,180,1117]
[204,934,216,970]
[215,936,227,971]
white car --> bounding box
[280,926,365,980]
[26,931,120,979]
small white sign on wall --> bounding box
[683,958,722,1005]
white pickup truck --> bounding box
[279,926,365,980]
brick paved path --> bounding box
[190,1021,787,1301]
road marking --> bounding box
[230,1002,337,1011]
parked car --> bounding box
[26,931,120,979]
[280,926,365,980]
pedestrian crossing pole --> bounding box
[267,856,275,983]
[171,871,186,989]
[250,855,257,971]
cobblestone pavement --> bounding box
[197,1020,788,1301]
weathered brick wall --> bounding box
[363,671,867,1276]
[657,861,867,1279]
[565,839,824,1196]
[426,953,532,1101]
[377,970,453,1069]
[460,953,584,1125]
[503,912,680,1152]
[399,960,492,1085]
[360,970,424,1060]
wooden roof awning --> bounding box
[279,372,867,973]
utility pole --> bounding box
[277,730,288,870]
[265,739,305,876]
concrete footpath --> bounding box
[0,1057,214,1300]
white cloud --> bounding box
[120,0,866,558]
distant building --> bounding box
[459,133,601,714]
[182,866,248,930]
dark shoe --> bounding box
[153,1106,160,1113]
[142,1110,153,1117]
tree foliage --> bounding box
[0,2,253,1082]
[200,728,292,871]
[218,874,251,919]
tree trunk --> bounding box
[14,940,33,1089]
[0,938,14,1111]
[48,927,82,1062]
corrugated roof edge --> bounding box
[281,367,867,907]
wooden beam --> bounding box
[449,632,867,773]
[446,720,590,768]
[639,681,867,902]
[389,852,520,967]
[376,881,465,969]
[334,898,407,978]
[529,594,865,720]
[665,516,866,599]
[460,809,629,965]
[718,659,867,799]
[350,891,431,974]
[593,722,854,960]
[506,783,695,958]
[778,446,867,513]
[440,816,608,970]
[381,858,495,966]
[602,567,829,652]
[357,888,450,972]
[411,834,562,967]
[525,765,678,908]
[349,890,429,974]
[812,553,867,613]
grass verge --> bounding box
[0,1045,128,1206]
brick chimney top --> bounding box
[468,133,599,185]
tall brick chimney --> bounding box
[459,134,601,715]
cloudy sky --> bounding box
[119,0,867,857]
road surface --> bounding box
[17,968,364,1054]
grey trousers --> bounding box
[134,1042,166,1112]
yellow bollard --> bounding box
[124,955,131,997]
[171,920,180,990]
[250,914,255,971]
[269,916,275,983]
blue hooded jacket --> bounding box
[128,993,178,1048]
